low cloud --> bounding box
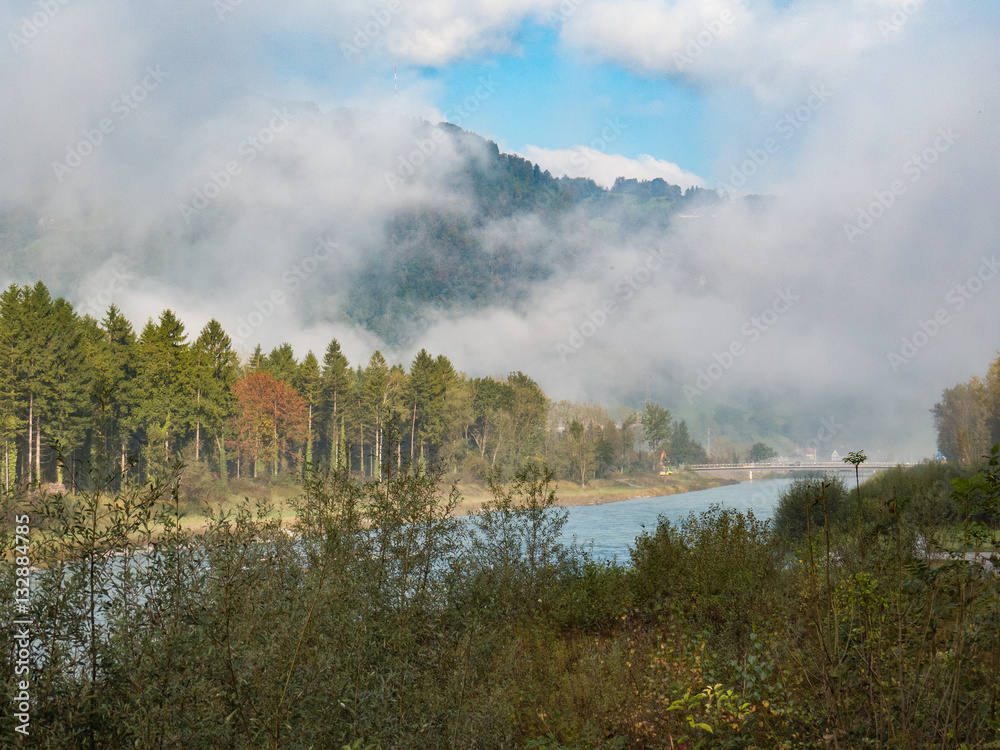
[519,145,705,189]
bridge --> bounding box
[688,462,908,481]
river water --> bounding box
[560,478,795,562]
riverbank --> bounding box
[450,470,738,515]
[8,471,738,548]
[166,471,737,530]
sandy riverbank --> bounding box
[450,471,739,515]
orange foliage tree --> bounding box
[232,371,308,477]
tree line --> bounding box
[933,351,1000,463]
[0,281,707,489]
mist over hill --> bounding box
[2,82,998,461]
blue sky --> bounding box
[424,25,713,176]
[248,0,1000,192]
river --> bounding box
[560,477,795,561]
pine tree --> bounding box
[266,343,298,384]
[434,355,472,472]
[671,420,708,465]
[407,349,444,464]
[0,292,23,489]
[319,339,352,470]
[189,320,238,478]
[363,352,390,479]
[1,283,92,484]
[293,351,321,476]
[42,297,94,485]
[135,310,190,477]
[90,305,140,484]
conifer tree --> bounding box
[319,339,351,470]
[293,351,321,476]
[363,351,390,478]
[90,305,140,483]
[266,343,298,383]
[189,320,238,477]
[135,310,190,476]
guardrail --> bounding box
[687,462,910,470]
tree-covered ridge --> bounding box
[0,113,752,347]
[0,115,737,346]
[0,281,707,488]
[352,120,732,340]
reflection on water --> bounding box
[560,478,795,562]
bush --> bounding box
[629,506,789,652]
[771,474,850,542]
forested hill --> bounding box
[0,110,738,345]
[351,120,726,339]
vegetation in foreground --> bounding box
[2,442,999,750]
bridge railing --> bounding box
[687,462,909,470]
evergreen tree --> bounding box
[470,376,515,468]
[189,320,238,477]
[135,310,190,477]
[319,339,352,470]
[0,289,24,489]
[671,420,708,465]
[435,355,472,472]
[39,294,93,484]
[0,283,92,484]
[507,372,547,469]
[293,351,321,475]
[89,306,141,482]
[266,343,298,383]
[247,344,267,371]
[748,442,778,463]
[408,349,445,464]
[362,351,390,478]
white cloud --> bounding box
[519,145,705,189]
[560,0,912,98]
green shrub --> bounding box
[771,474,850,542]
[629,506,789,654]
